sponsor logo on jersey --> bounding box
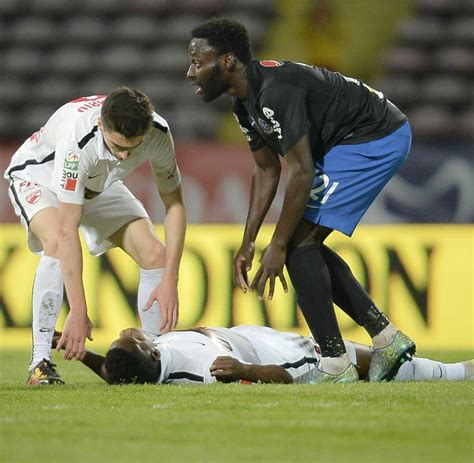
[19,181,40,193]
[64,151,80,171]
[259,60,283,67]
[26,190,42,204]
[262,107,282,140]
[60,169,79,191]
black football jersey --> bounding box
[233,60,407,161]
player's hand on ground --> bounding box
[251,242,288,300]
[210,356,248,383]
[233,241,255,292]
[144,277,179,333]
[56,311,93,360]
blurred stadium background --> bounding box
[0,0,473,350]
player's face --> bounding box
[187,38,230,102]
[98,118,144,160]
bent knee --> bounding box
[39,234,60,257]
[136,241,166,269]
[288,220,333,252]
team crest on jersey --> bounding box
[64,151,80,171]
[26,190,42,204]
[258,118,273,135]
[259,60,284,67]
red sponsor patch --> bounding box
[64,178,77,191]
[26,190,42,204]
[259,60,283,67]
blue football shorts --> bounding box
[303,121,412,236]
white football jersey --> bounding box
[154,325,321,384]
[4,95,181,204]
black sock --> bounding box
[320,245,389,337]
[286,245,346,357]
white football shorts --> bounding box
[8,179,149,256]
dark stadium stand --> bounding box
[0,0,471,140]
[377,0,473,138]
[0,0,275,140]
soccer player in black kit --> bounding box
[187,17,415,382]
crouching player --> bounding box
[53,326,473,385]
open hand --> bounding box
[143,278,179,333]
[251,242,288,300]
[233,241,255,292]
[56,311,93,360]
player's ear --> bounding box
[97,117,103,129]
[151,348,160,361]
[223,53,237,72]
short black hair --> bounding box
[101,86,154,138]
[191,17,253,65]
[103,347,161,384]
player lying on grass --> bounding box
[51,326,473,385]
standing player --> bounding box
[186,18,414,383]
[4,87,186,385]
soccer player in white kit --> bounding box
[52,326,473,385]
[4,87,186,385]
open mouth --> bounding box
[191,81,203,95]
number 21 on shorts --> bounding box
[309,172,339,205]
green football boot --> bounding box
[310,363,359,384]
[368,331,416,382]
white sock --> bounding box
[394,357,466,381]
[30,256,63,368]
[319,353,351,375]
[137,267,165,337]
[372,323,398,349]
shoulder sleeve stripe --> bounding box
[167,371,205,382]
[77,125,98,149]
[7,151,55,178]
[152,120,168,133]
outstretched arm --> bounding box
[53,331,107,382]
[56,201,93,360]
[210,356,293,384]
[234,145,281,292]
[251,135,315,299]
[144,185,186,333]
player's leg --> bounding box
[81,182,165,337]
[110,218,166,337]
[8,180,64,385]
[394,357,473,381]
[286,221,358,382]
[298,122,414,381]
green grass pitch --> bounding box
[1,349,473,463]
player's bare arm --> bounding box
[56,201,93,360]
[144,185,186,333]
[53,331,107,381]
[251,135,314,299]
[234,145,281,292]
[210,356,293,384]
